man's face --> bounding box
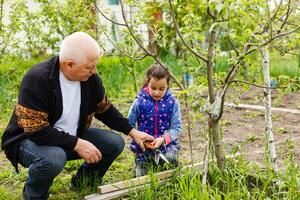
[68,56,99,81]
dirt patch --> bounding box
[177,88,300,167]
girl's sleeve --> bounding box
[127,98,140,128]
[165,98,181,144]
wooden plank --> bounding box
[84,189,129,200]
[98,162,203,194]
[225,103,300,114]
[86,181,166,200]
[84,193,103,200]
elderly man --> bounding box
[1,32,154,199]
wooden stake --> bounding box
[98,162,203,194]
[85,180,165,200]
[225,103,300,114]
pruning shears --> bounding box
[154,149,170,165]
[143,141,170,165]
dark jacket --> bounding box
[1,56,133,172]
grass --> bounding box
[127,157,300,200]
[0,147,135,199]
[270,52,300,78]
[214,51,300,82]
[0,58,42,124]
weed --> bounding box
[246,134,259,143]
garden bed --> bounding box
[177,87,300,167]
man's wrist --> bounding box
[128,128,137,138]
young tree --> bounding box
[261,46,278,172]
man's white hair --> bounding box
[59,32,100,64]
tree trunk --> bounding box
[261,46,278,172]
[209,118,225,170]
[206,20,225,171]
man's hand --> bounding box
[74,138,102,164]
[129,128,154,152]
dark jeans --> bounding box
[18,128,125,200]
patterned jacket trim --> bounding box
[95,95,111,114]
[15,104,50,133]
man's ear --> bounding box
[66,60,75,69]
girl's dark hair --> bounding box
[145,63,171,85]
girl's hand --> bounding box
[150,137,165,149]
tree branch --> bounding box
[207,6,215,19]
[154,58,185,90]
[119,0,184,90]
[271,0,283,21]
[273,47,300,56]
[119,0,153,57]
[103,29,147,60]
[168,0,208,63]
[0,23,14,57]
[266,0,273,37]
[96,15,147,60]
[94,2,126,27]
[258,25,300,50]
[218,21,299,121]
[216,17,229,23]
[279,0,291,31]
[231,79,286,89]
[227,32,239,56]
[224,26,300,84]
[53,3,65,38]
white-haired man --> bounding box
[1,32,154,199]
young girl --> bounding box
[128,64,181,177]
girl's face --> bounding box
[148,77,168,100]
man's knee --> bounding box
[112,135,125,155]
[85,128,125,156]
[35,148,66,177]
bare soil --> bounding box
[177,88,300,167]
